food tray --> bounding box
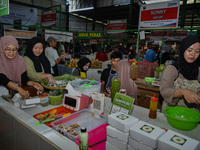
[75,124,108,150]
[33,106,75,128]
[51,109,107,141]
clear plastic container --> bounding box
[149,95,158,119]
[51,109,107,141]
[71,79,101,96]
[111,73,120,102]
[130,62,138,80]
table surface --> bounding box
[0,96,199,150]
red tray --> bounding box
[33,106,76,128]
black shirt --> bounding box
[100,68,116,86]
[0,71,29,86]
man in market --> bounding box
[100,51,122,97]
[144,45,156,62]
[45,37,67,76]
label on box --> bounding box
[140,125,154,133]
[170,135,187,146]
[110,93,134,115]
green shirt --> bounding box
[24,56,44,82]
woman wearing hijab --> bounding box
[160,35,200,112]
[24,37,55,84]
[116,60,138,103]
[71,57,91,78]
[0,36,43,99]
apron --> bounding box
[162,75,200,112]
[79,69,86,78]
[104,69,115,93]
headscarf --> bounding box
[116,60,138,101]
[172,35,200,80]
[24,37,51,73]
[77,57,91,72]
[0,35,26,85]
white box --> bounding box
[107,135,127,150]
[128,137,155,150]
[158,130,200,150]
[129,121,165,148]
[108,112,139,132]
[20,97,40,105]
[128,145,136,150]
[107,125,129,143]
[106,141,120,150]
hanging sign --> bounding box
[78,32,102,38]
[41,10,56,27]
[0,0,9,17]
[107,19,127,33]
[139,0,180,29]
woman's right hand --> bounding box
[182,89,200,104]
[17,87,30,99]
[47,74,56,85]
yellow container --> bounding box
[48,94,63,105]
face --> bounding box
[83,62,90,71]
[50,41,57,48]
[184,42,200,63]
[110,58,121,68]
[32,43,43,56]
[4,44,18,59]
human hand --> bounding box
[182,89,200,104]
[32,82,44,93]
[61,53,67,59]
[18,87,30,99]
[105,87,111,97]
[47,74,56,85]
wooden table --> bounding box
[134,78,163,110]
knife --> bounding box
[41,113,71,124]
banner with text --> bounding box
[41,10,56,27]
[107,19,127,33]
[139,0,180,29]
[78,32,102,38]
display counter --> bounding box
[0,96,199,150]
[134,78,163,110]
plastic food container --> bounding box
[71,79,101,96]
[40,97,49,107]
[164,106,200,130]
[48,94,63,105]
[51,109,107,141]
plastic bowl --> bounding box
[164,106,200,130]
[145,77,156,83]
[48,94,63,105]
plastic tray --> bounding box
[51,109,107,141]
[75,124,108,150]
[33,106,75,128]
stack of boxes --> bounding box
[106,112,139,150]
[106,113,200,150]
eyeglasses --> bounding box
[4,48,18,53]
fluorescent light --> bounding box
[69,7,94,12]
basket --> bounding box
[48,94,63,105]
[137,60,158,78]
[75,124,108,150]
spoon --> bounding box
[83,80,95,87]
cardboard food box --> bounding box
[128,137,155,150]
[107,125,129,143]
[107,135,127,150]
[108,112,139,132]
[158,130,200,150]
[106,141,121,150]
[129,121,165,148]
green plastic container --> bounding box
[48,94,63,105]
[164,106,200,130]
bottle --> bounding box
[111,73,120,102]
[79,127,88,150]
[130,62,138,80]
[149,95,158,119]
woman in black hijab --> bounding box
[71,57,91,78]
[24,37,55,84]
[160,35,200,112]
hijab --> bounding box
[172,35,200,80]
[0,35,26,85]
[24,37,51,73]
[116,60,138,101]
[77,57,91,72]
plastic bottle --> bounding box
[130,62,138,80]
[148,95,158,119]
[111,73,120,102]
[79,127,88,150]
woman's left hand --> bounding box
[182,89,200,104]
[32,82,44,92]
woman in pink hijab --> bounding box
[0,35,43,99]
[116,60,138,103]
